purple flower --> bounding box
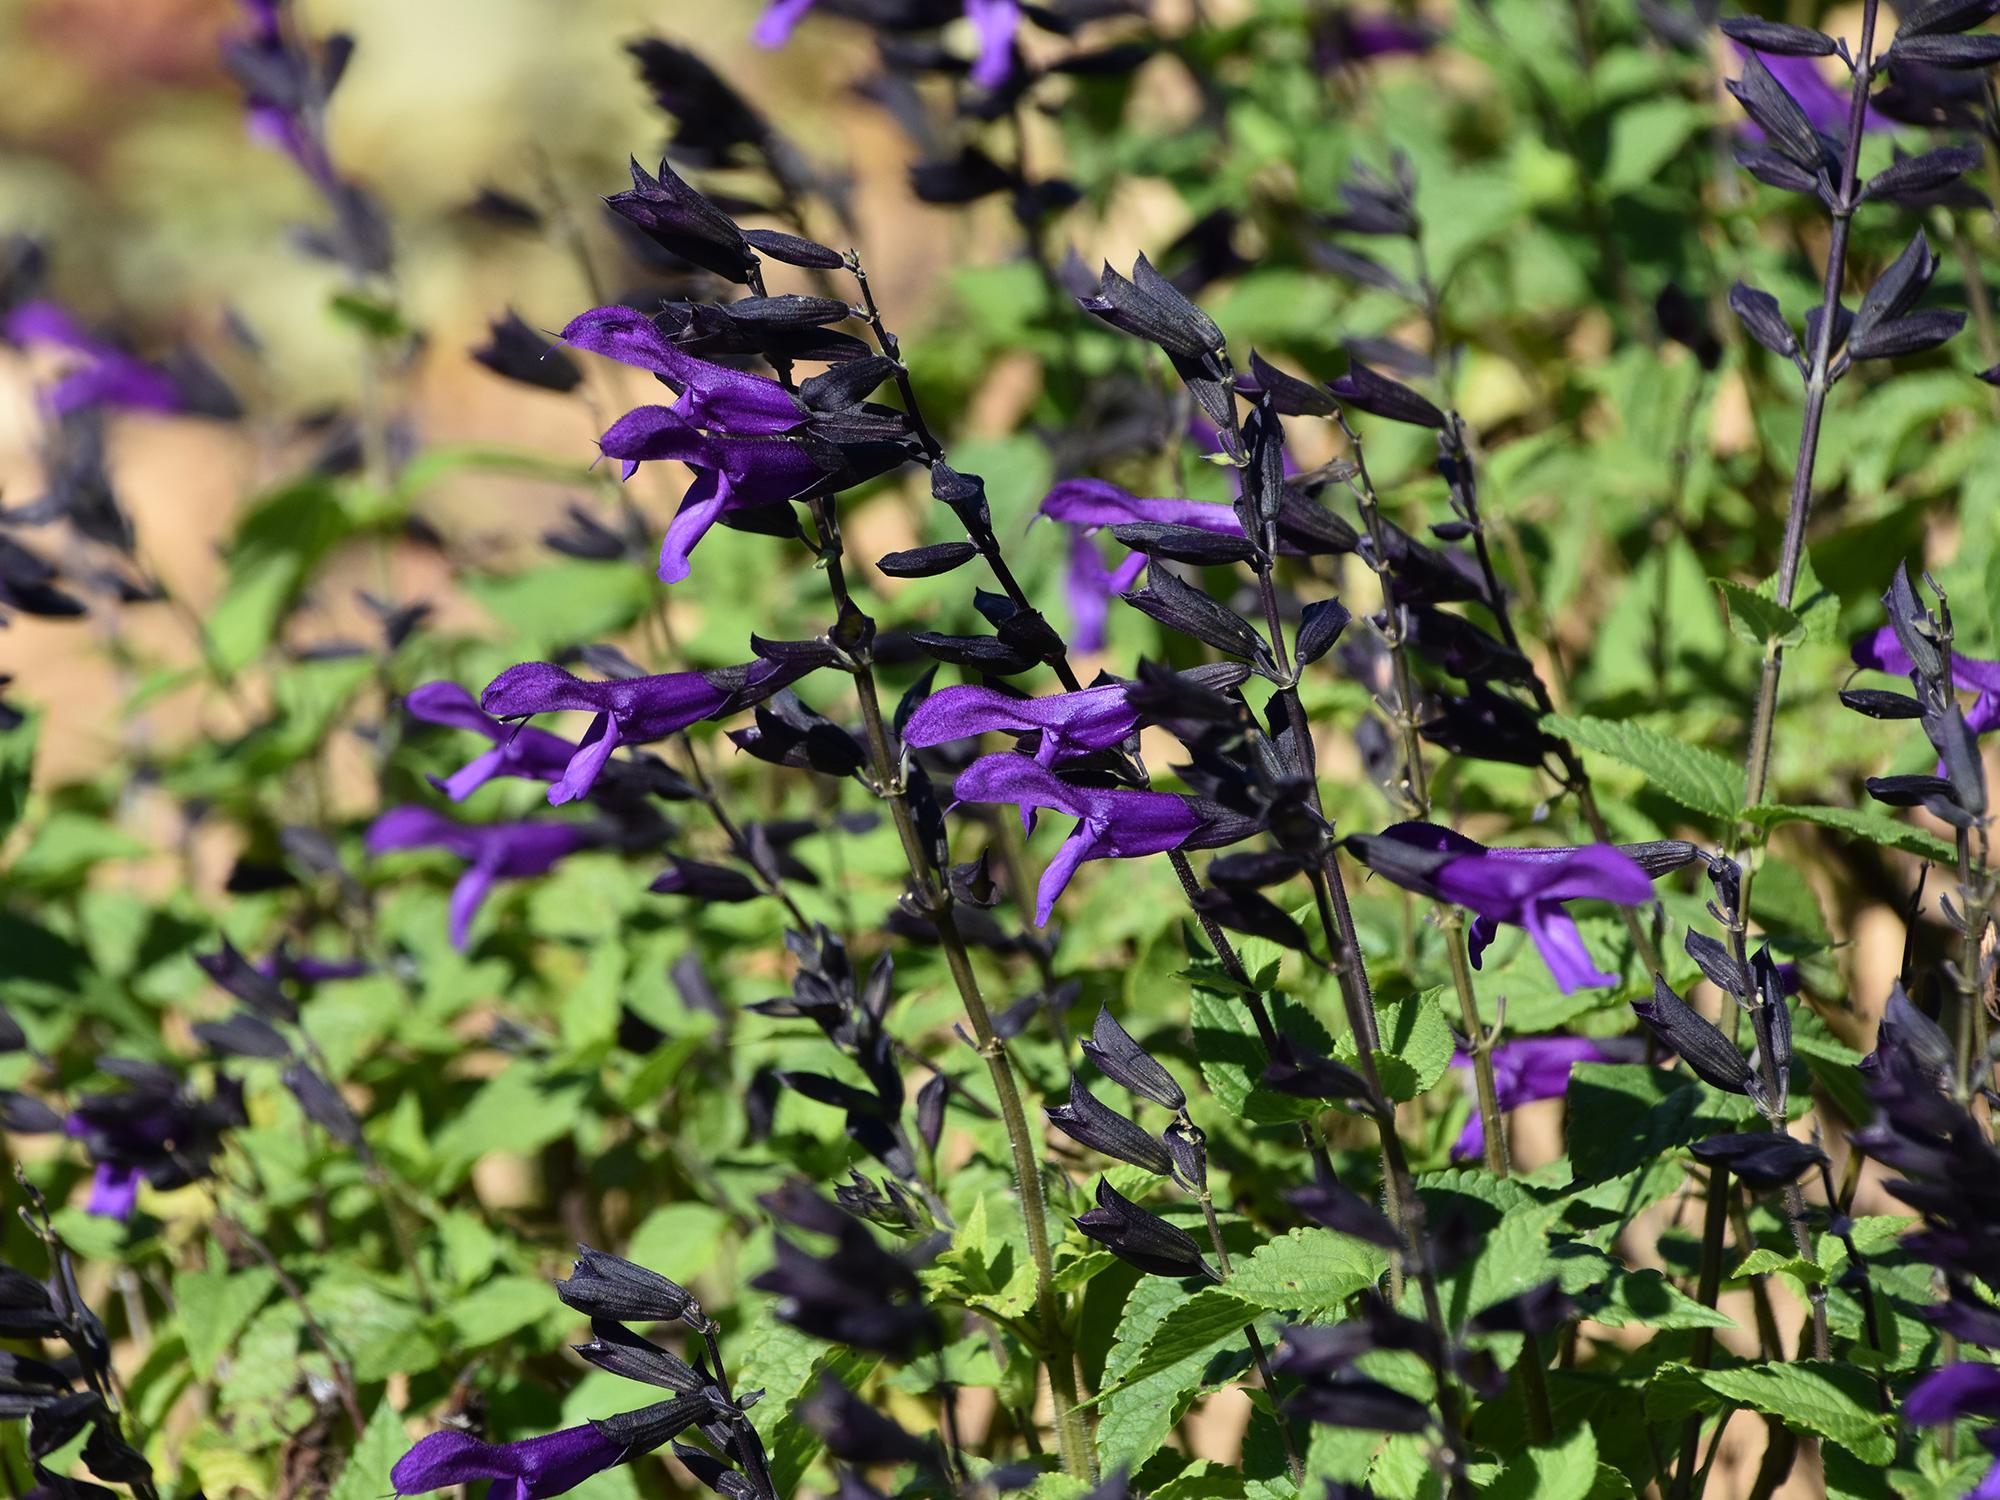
[1040,478,1247,538]
[256,948,370,984]
[4,301,184,417]
[1448,1036,1629,1161]
[58,1070,246,1220]
[366,807,594,949]
[1345,823,1658,993]
[1066,530,1146,654]
[753,0,1018,89]
[963,0,1021,89]
[952,753,1198,924]
[1732,46,1890,138]
[1906,1362,2000,1426]
[405,680,578,801]
[1326,13,1436,64]
[392,1424,626,1500]
[903,682,1140,767]
[479,662,737,805]
[1853,625,2000,739]
[562,306,821,583]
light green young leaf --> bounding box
[1713,579,1807,649]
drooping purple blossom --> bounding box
[3,301,184,417]
[562,306,823,582]
[1853,625,2000,739]
[1345,823,1658,992]
[754,0,1019,89]
[404,680,578,801]
[1447,1036,1631,1161]
[392,1423,627,1500]
[903,682,1140,767]
[365,808,595,949]
[479,662,739,805]
[952,753,1198,924]
[55,1070,246,1220]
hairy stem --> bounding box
[808,494,1093,1480]
[1441,910,1510,1176]
[1195,1190,1303,1485]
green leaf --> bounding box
[1190,984,1338,1124]
[1712,579,1806,649]
[1228,1230,1388,1314]
[1731,1249,1825,1286]
[1583,1267,1736,1331]
[1745,803,1956,864]
[11,813,148,888]
[326,1399,408,1500]
[625,1202,731,1289]
[1092,1288,1257,1398]
[1097,1276,1251,1470]
[1540,713,1746,819]
[1696,1361,1894,1464]
[175,1264,278,1381]
[0,710,33,844]
[1489,1424,1598,1500]
[1602,98,1707,195]
[209,478,353,672]
[1762,551,1840,645]
[1340,986,1454,1103]
[446,1274,551,1347]
[1566,1064,1754,1186]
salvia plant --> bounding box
[5,0,2000,1497]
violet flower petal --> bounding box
[392,1423,627,1499]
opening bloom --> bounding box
[1345,823,1659,992]
[951,753,1198,924]
[366,808,594,949]
[405,681,578,801]
[903,682,1141,767]
[1853,624,2000,739]
[392,1424,626,1500]
[479,662,738,805]
[561,306,822,583]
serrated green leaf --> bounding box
[1584,1267,1737,1330]
[1092,1288,1257,1398]
[1190,985,1338,1124]
[174,1263,278,1381]
[1541,712,1746,819]
[1228,1229,1388,1314]
[1731,1249,1824,1285]
[1746,803,1955,863]
[1699,1361,1894,1463]
[1332,984,1454,1102]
